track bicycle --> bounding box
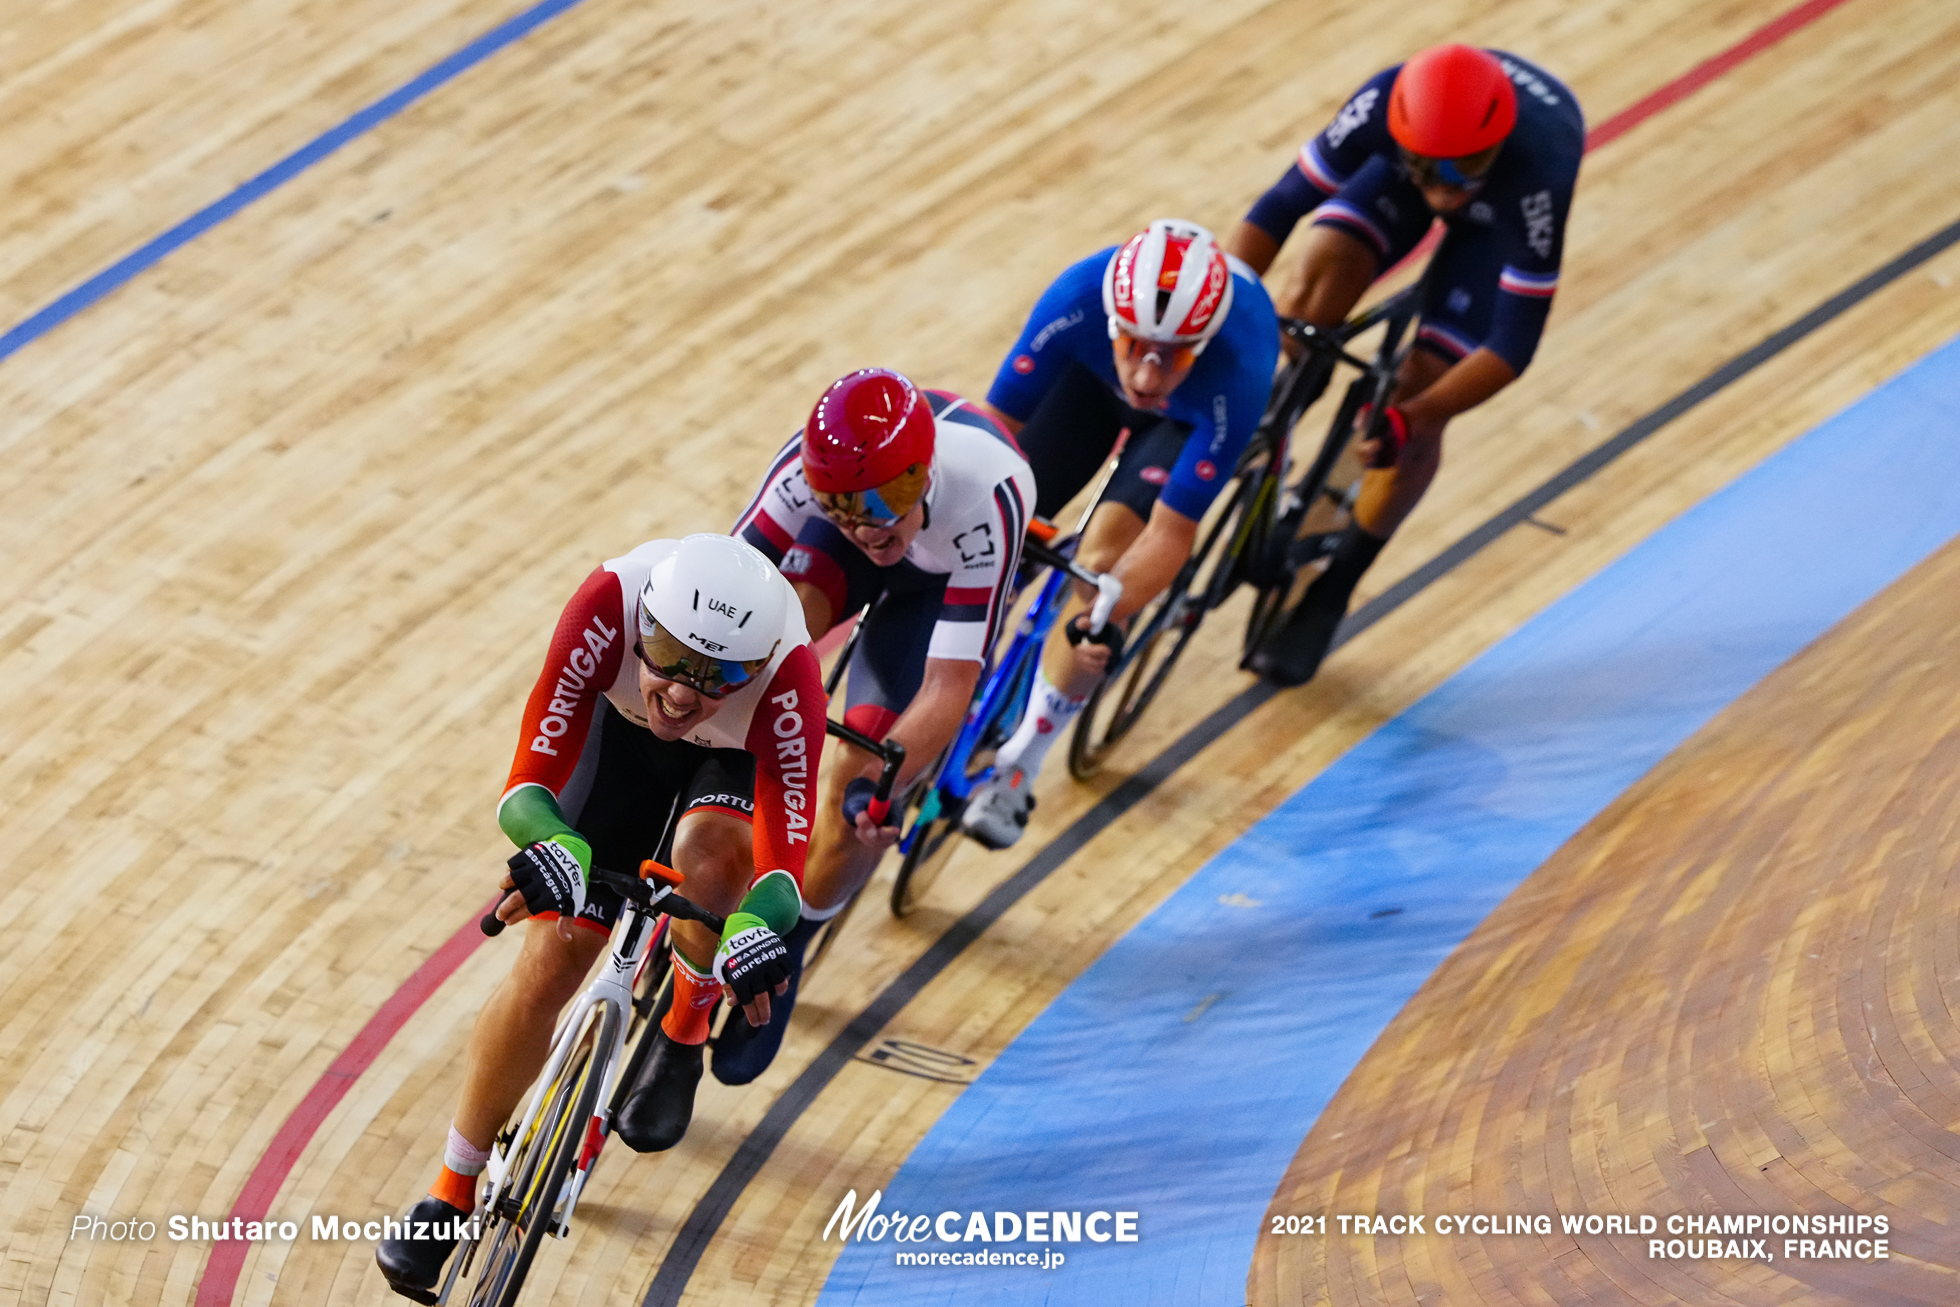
[885,522,1120,915]
[1067,280,1426,779]
[431,866,720,1307]
[440,730,900,1307]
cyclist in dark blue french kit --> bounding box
[1226,44,1584,685]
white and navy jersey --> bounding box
[734,392,1036,662]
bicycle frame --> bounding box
[441,876,720,1304]
[1097,281,1427,690]
[897,564,1058,841]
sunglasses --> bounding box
[1110,328,1201,372]
[634,619,776,699]
[1400,143,1501,191]
[811,461,929,530]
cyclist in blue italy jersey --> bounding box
[1226,44,1584,685]
[961,218,1279,846]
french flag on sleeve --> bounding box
[1498,265,1560,298]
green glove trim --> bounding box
[552,831,594,883]
[728,868,802,941]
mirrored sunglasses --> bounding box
[635,618,775,699]
[1111,330,1200,372]
[1400,143,1501,190]
[812,461,929,530]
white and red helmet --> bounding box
[1102,219,1235,347]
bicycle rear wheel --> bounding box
[467,1002,618,1307]
[1067,466,1270,779]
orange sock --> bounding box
[661,955,721,1045]
[429,1164,477,1212]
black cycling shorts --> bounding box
[1014,360,1193,522]
[554,699,754,931]
[782,514,947,740]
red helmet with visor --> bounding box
[801,368,935,529]
[1388,45,1517,162]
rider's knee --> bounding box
[672,809,754,906]
[512,919,606,1007]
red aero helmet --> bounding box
[1388,45,1517,159]
[801,368,936,493]
[1102,219,1235,345]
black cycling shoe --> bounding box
[613,1027,703,1153]
[711,916,818,1086]
[375,1193,471,1303]
[1248,582,1347,688]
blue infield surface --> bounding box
[818,334,1960,1304]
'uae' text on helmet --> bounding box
[1102,219,1235,346]
[1388,45,1518,159]
[639,534,788,665]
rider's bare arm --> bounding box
[874,656,981,793]
[1107,501,1201,627]
[1224,221,1283,278]
[1397,346,1518,433]
[974,399,1024,437]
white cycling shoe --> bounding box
[960,768,1037,850]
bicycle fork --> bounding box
[438,917,650,1302]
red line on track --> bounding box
[194,0,1863,1300]
[196,900,497,1305]
[1391,0,1852,279]
[1585,0,1858,150]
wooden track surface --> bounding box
[0,0,1956,1303]
[1252,530,1960,1307]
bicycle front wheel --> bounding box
[468,1002,618,1307]
[891,675,1024,917]
[1068,469,1269,779]
[891,792,963,917]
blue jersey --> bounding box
[1246,51,1584,372]
[987,250,1279,521]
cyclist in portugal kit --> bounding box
[1226,44,1584,685]
[713,367,1037,1083]
[959,218,1279,846]
[375,533,826,1303]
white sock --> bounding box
[444,1124,491,1177]
[993,670,1086,779]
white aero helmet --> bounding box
[1102,218,1236,347]
[637,534,787,698]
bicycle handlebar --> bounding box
[1275,316,1379,374]
[479,866,730,938]
[824,718,906,825]
[1020,537,1106,593]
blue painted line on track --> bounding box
[0,0,590,364]
[819,336,1960,1305]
